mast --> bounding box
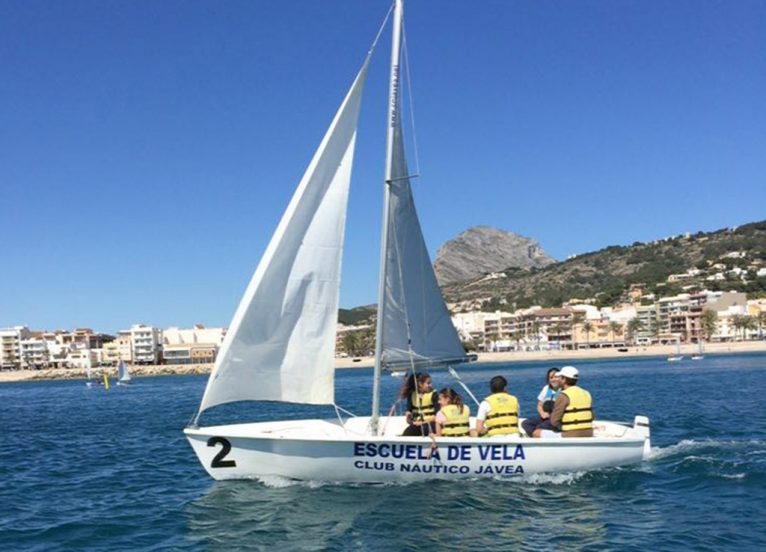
[370,0,404,434]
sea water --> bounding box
[1,354,765,551]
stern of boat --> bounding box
[632,415,651,459]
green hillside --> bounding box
[338,305,377,326]
[443,220,766,310]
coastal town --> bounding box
[2,284,764,380]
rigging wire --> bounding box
[401,21,422,179]
[368,2,395,58]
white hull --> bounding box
[667,356,683,362]
[185,415,650,482]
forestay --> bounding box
[197,59,371,413]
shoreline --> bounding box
[2,340,765,384]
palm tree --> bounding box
[741,315,756,341]
[511,330,524,351]
[730,314,751,341]
[530,320,542,349]
[582,320,594,347]
[627,317,644,345]
[700,309,718,341]
[571,312,585,347]
[550,322,568,344]
[608,321,623,344]
[342,331,361,356]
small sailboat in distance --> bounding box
[667,339,684,362]
[691,339,704,360]
[85,356,94,387]
[116,360,132,385]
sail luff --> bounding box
[196,58,371,416]
[371,0,404,434]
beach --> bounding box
[2,340,765,383]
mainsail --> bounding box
[197,59,371,413]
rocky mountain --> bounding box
[442,220,766,310]
[434,226,556,285]
[339,220,766,326]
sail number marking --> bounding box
[207,436,237,468]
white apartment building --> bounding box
[1,326,31,369]
[163,325,226,346]
[162,325,225,365]
[129,324,161,364]
[67,349,97,370]
[635,305,658,339]
[602,306,638,325]
[20,335,48,368]
[451,311,504,344]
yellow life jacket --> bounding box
[561,386,593,433]
[483,393,519,436]
[441,404,470,437]
[411,391,435,423]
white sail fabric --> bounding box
[118,360,131,383]
[379,117,468,368]
[198,61,370,412]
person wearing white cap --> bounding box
[534,365,594,438]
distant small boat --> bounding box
[667,340,683,362]
[390,370,407,377]
[85,357,95,387]
[691,340,704,360]
[116,360,132,385]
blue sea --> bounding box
[2,354,765,551]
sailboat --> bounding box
[85,356,94,387]
[691,339,704,360]
[185,0,651,482]
[116,360,132,385]
[667,339,683,362]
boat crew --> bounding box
[475,376,520,437]
[401,372,439,436]
[541,366,594,438]
[435,388,471,437]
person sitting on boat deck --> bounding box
[475,375,520,437]
[401,372,439,436]
[434,387,471,437]
[521,367,561,436]
[535,366,594,438]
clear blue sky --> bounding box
[1,0,764,333]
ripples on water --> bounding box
[1,354,765,551]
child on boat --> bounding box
[434,388,471,437]
[400,372,439,436]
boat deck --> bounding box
[188,415,641,443]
